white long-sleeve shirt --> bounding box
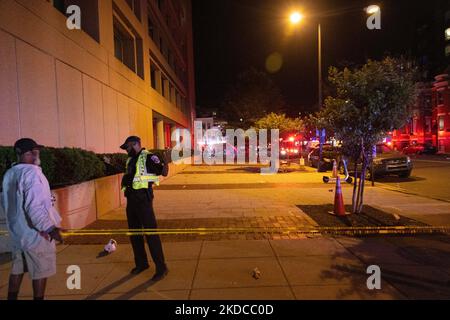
[1,163,61,251]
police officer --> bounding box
[120,136,168,281]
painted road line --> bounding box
[412,159,450,164]
[374,181,450,203]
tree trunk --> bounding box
[355,138,365,214]
[357,160,368,214]
[351,159,358,214]
[355,166,364,214]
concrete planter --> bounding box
[94,175,120,219]
[0,196,11,253]
[53,180,97,230]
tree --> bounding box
[316,57,417,214]
[253,113,303,135]
[222,68,286,127]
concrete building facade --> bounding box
[0,0,196,153]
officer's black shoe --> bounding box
[130,265,149,275]
[151,267,169,282]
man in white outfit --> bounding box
[1,138,63,300]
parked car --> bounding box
[307,145,340,171]
[402,143,437,155]
[280,146,300,159]
[344,144,413,178]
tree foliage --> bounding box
[253,113,303,135]
[316,57,417,213]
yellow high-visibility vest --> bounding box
[122,150,159,192]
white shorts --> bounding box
[11,242,56,280]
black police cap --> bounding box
[120,136,141,150]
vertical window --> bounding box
[126,0,141,21]
[172,86,176,104]
[169,84,176,104]
[114,24,125,63]
[425,117,431,133]
[167,83,173,101]
[113,21,136,72]
[162,76,168,98]
[148,16,155,40]
[439,116,445,131]
[150,62,157,90]
[113,15,143,79]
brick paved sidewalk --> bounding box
[64,215,315,244]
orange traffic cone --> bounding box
[328,176,350,216]
[332,160,338,178]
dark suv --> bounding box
[371,144,413,178]
[344,144,413,178]
[307,145,340,171]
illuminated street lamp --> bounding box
[289,12,303,24]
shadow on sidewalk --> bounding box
[320,235,450,299]
[113,279,159,300]
[85,274,136,300]
[85,273,160,300]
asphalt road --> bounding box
[374,154,450,202]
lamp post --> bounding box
[290,11,323,170]
[289,6,380,173]
[289,12,322,111]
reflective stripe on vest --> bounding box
[123,150,159,192]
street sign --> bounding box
[320,129,326,144]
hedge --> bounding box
[98,153,128,176]
[0,146,172,190]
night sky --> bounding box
[192,0,445,117]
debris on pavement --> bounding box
[252,267,261,279]
[104,239,117,254]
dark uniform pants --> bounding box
[126,190,165,269]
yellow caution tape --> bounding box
[1,226,449,237]
[0,226,450,237]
